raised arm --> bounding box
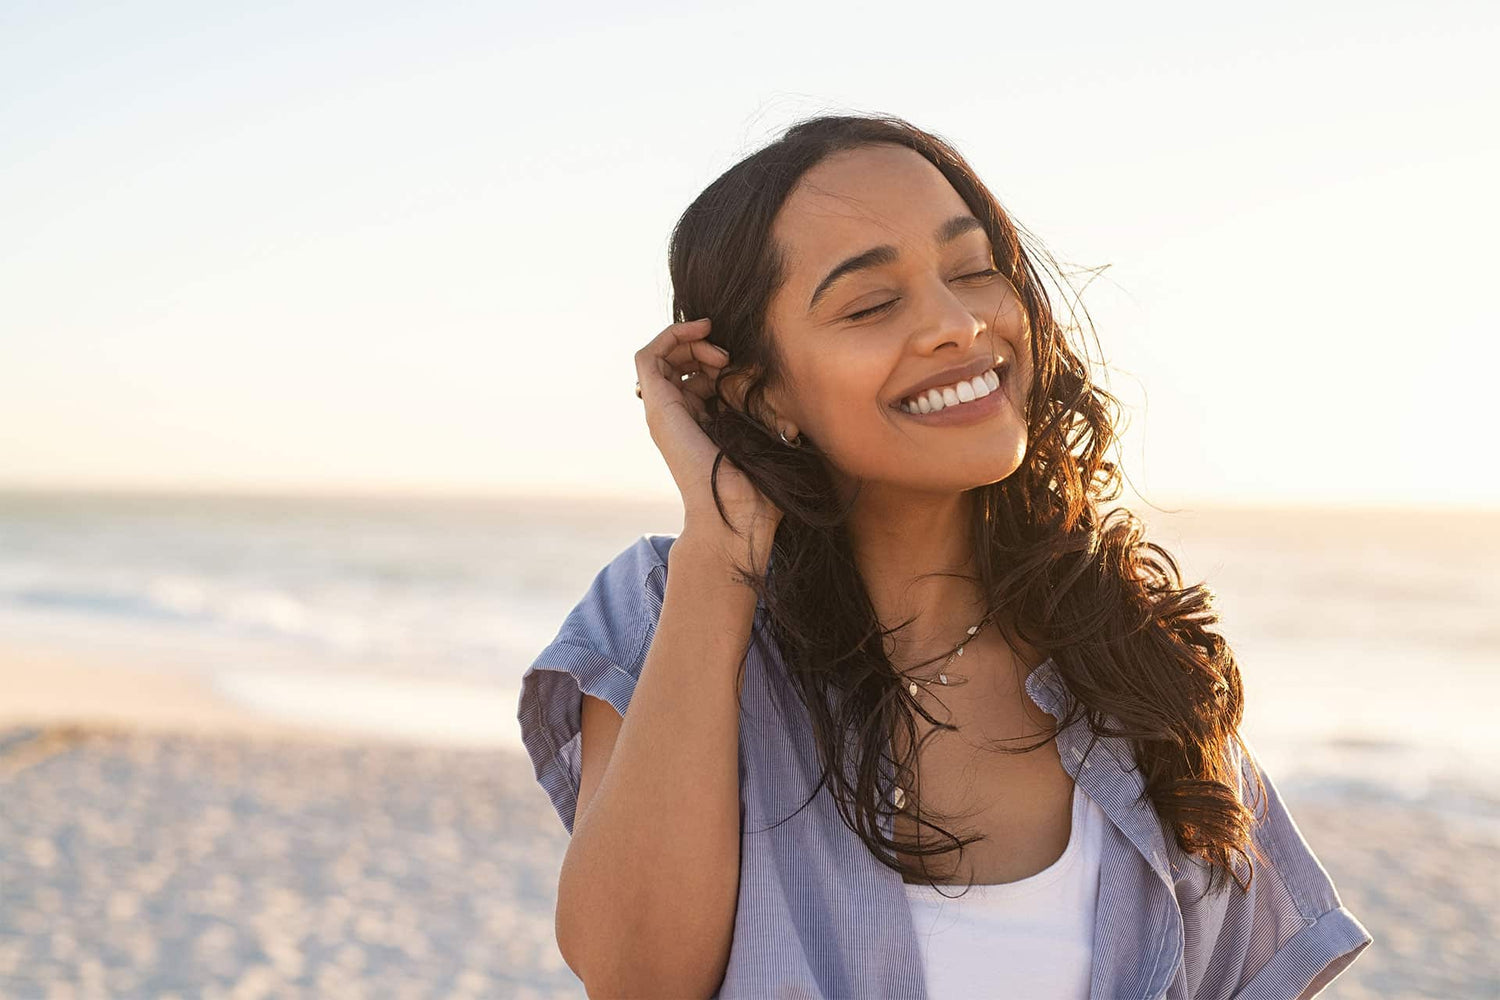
[554,533,759,999]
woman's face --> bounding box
[760,143,1034,496]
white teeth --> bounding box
[900,366,1004,413]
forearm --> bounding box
[556,535,760,998]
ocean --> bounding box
[2,490,1496,839]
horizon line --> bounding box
[0,481,1494,517]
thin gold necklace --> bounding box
[891,611,994,812]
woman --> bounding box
[517,113,1372,999]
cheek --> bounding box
[801,368,899,446]
[995,285,1029,336]
[803,352,885,411]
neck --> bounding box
[846,486,987,664]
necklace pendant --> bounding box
[956,645,964,657]
[939,673,948,684]
[967,625,980,635]
[908,681,918,697]
[893,786,906,810]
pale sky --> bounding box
[2,0,1495,508]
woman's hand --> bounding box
[634,317,783,565]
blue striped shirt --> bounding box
[517,534,1373,998]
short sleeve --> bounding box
[516,534,674,835]
[1228,737,1374,999]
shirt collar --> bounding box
[1025,656,1178,887]
[1025,656,1186,999]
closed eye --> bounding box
[843,269,1003,322]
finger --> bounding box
[671,357,725,379]
[675,369,723,402]
[634,347,677,404]
[658,348,725,383]
[639,317,713,362]
[678,387,709,424]
[634,320,725,408]
[634,350,710,405]
[658,333,729,371]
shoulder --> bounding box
[592,532,676,595]
[517,532,682,835]
[542,533,678,677]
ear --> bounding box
[716,366,758,417]
[718,367,799,442]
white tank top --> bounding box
[902,781,1106,999]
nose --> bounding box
[907,277,986,357]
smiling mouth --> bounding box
[891,363,1006,414]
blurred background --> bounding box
[2,1,1496,997]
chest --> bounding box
[890,668,1076,886]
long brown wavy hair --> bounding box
[666,111,1267,899]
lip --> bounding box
[893,363,1010,426]
[889,356,1003,409]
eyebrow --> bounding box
[806,214,987,313]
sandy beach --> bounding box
[0,648,574,998]
[1,655,1495,998]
